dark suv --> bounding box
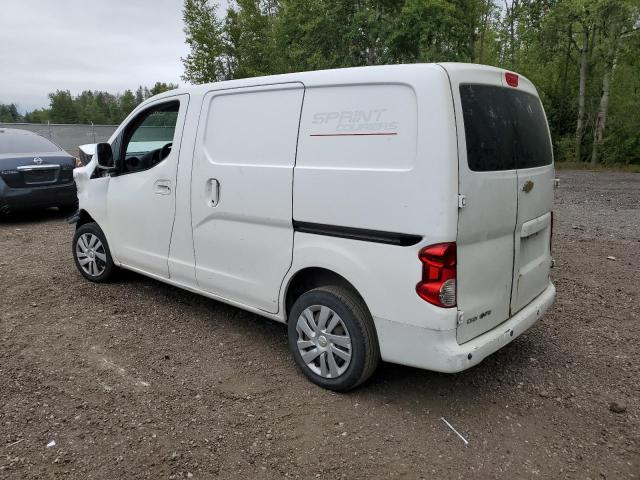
[0,128,78,214]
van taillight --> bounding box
[505,72,519,87]
[416,242,457,308]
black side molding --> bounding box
[293,221,422,247]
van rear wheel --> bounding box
[288,286,379,391]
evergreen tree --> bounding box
[48,90,78,123]
[150,82,179,96]
[0,103,22,122]
[119,90,137,120]
[19,83,179,125]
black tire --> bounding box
[288,286,380,391]
[72,222,116,283]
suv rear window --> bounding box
[460,84,552,171]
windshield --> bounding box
[460,84,553,171]
[0,132,61,155]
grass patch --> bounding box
[555,161,640,173]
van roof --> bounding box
[146,62,529,104]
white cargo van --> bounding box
[71,63,556,391]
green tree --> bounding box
[149,82,179,96]
[386,0,480,63]
[48,90,78,123]
[273,0,345,71]
[24,108,49,123]
[590,0,639,164]
[20,83,179,125]
[273,0,394,71]
[602,50,640,165]
[135,86,146,104]
[224,0,277,78]
[473,0,639,164]
[0,103,22,122]
[182,0,229,83]
[119,90,137,120]
[182,0,640,163]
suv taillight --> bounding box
[416,242,457,308]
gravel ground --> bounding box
[1,170,638,479]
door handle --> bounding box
[154,180,172,195]
[207,178,220,207]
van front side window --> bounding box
[120,101,179,174]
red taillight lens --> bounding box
[416,242,457,308]
[505,72,519,87]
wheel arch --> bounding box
[283,267,370,322]
[76,209,96,228]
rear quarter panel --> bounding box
[287,65,460,334]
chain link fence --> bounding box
[0,122,118,156]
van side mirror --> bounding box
[95,143,114,169]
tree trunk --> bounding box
[478,0,492,63]
[590,66,611,165]
[555,24,572,128]
[504,0,518,66]
[561,24,572,95]
[575,26,589,163]
[591,22,620,166]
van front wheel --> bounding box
[288,286,380,391]
[72,222,116,283]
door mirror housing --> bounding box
[95,143,114,169]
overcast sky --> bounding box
[0,0,228,113]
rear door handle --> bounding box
[154,179,172,195]
[207,178,220,207]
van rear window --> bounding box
[460,84,552,171]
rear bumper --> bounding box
[0,178,77,211]
[374,281,556,373]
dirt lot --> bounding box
[1,170,638,479]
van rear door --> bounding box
[510,107,554,314]
[443,64,553,343]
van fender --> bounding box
[72,166,120,266]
